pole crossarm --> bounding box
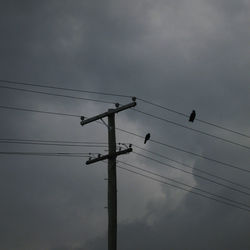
[80,101,136,126]
[86,148,132,165]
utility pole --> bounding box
[80,98,136,250]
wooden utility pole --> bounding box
[80,99,136,250]
[108,112,117,250]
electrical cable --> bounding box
[131,144,250,191]
[0,105,80,117]
[0,103,248,174]
[0,151,90,157]
[0,79,132,98]
[116,127,250,174]
[4,137,248,194]
[0,85,114,104]
[137,97,250,139]
[0,141,108,147]
[1,79,249,139]
[132,151,250,196]
[0,138,107,144]
[117,165,250,213]
[133,108,250,150]
[117,160,250,209]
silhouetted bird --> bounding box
[144,133,150,144]
[189,110,196,122]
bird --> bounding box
[189,110,196,122]
[144,133,151,144]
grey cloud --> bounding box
[0,0,249,249]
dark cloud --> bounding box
[0,0,249,249]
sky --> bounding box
[0,0,250,249]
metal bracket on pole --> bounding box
[100,118,109,128]
[86,147,132,165]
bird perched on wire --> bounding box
[189,110,196,122]
[144,133,151,144]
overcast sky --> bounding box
[0,0,250,249]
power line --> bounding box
[132,151,250,196]
[117,165,250,213]
[131,144,250,191]
[3,148,249,211]
[116,128,250,174]
[0,140,108,147]
[0,105,112,128]
[0,85,114,104]
[0,151,90,155]
[0,105,80,117]
[4,138,246,193]
[1,78,249,139]
[2,103,250,202]
[0,138,107,144]
[0,105,107,130]
[0,79,132,98]
[2,147,249,211]
[1,102,248,174]
[133,109,250,150]
[150,139,250,173]
[1,84,249,152]
[0,151,90,157]
[137,98,250,139]
[117,160,250,209]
